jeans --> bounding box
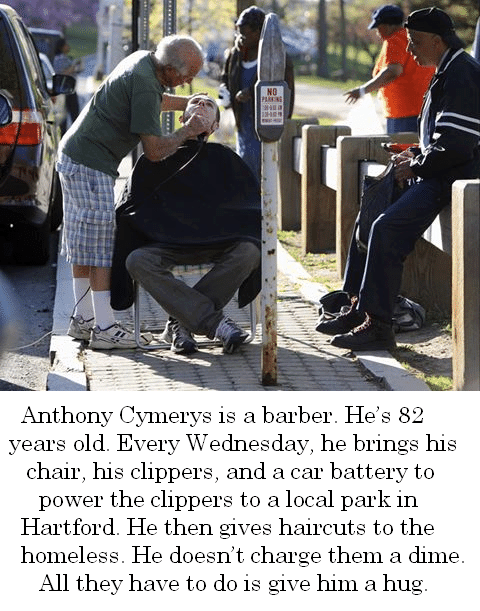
[343,177,446,322]
[126,241,261,338]
[386,116,418,135]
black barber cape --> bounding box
[111,140,261,311]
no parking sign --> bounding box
[256,81,289,142]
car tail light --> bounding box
[0,109,43,145]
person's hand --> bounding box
[183,112,212,139]
[235,88,251,103]
[394,157,416,188]
[344,88,362,104]
[392,148,415,164]
[187,91,208,102]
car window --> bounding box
[14,20,48,95]
[0,19,21,101]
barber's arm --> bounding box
[140,112,210,162]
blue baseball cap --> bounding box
[368,5,404,30]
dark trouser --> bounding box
[343,177,446,323]
[126,241,260,338]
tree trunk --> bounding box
[316,0,329,77]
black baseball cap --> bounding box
[235,6,266,30]
[405,7,466,50]
[368,5,404,30]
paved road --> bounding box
[294,81,350,120]
[0,233,59,390]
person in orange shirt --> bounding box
[344,5,435,134]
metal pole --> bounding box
[261,140,278,385]
[162,0,177,134]
[255,14,288,385]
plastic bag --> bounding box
[346,93,384,135]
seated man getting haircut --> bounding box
[111,95,261,354]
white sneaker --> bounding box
[68,316,94,341]
[214,317,248,354]
[89,322,153,350]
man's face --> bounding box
[236,24,261,51]
[407,30,439,66]
[163,55,203,88]
[183,95,219,133]
[376,24,396,41]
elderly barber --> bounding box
[57,35,208,350]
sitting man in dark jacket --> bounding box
[316,7,480,351]
[111,95,261,354]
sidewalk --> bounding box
[47,77,427,392]
[47,159,428,392]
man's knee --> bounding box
[126,248,149,277]
[235,241,261,268]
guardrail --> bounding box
[279,120,479,390]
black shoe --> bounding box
[161,318,198,354]
[316,305,365,336]
[331,315,396,351]
[214,317,248,354]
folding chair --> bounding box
[132,265,257,350]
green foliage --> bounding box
[65,24,98,59]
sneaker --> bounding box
[214,317,248,354]
[330,315,396,351]
[315,305,365,336]
[89,322,153,350]
[161,318,198,354]
[68,315,94,341]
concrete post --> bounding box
[452,180,480,390]
[106,0,125,73]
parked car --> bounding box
[29,27,63,63]
[0,5,75,264]
[38,52,68,129]
[0,93,20,353]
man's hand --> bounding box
[344,88,362,104]
[183,112,212,139]
[235,88,251,103]
[394,157,416,188]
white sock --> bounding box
[73,278,94,321]
[92,290,115,330]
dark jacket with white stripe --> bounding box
[411,48,480,185]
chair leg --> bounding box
[245,299,257,344]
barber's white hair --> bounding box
[155,35,203,76]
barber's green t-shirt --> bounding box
[60,51,164,177]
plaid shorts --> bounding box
[56,153,116,267]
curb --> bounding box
[47,233,88,391]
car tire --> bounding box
[14,219,50,265]
[50,172,63,231]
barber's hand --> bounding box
[187,91,207,102]
[183,112,211,138]
[394,158,416,188]
[235,88,251,103]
